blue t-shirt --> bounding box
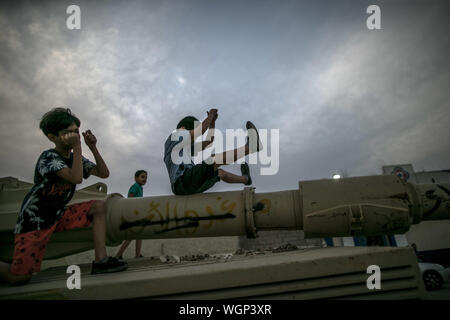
[15,149,96,234]
[163,130,195,186]
[128,183,143,198]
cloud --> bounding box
[0,0,449,197]
[273,3,450,183]
[176,76,186,86]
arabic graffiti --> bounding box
[119,197,238,236]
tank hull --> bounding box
[0,246,425,300]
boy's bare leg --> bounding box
[0,261,32,286]
[87,201,108,262]
[115,240,131,258]
[217,169,248,184]
[213,145,249,170]
[135,240,143,258]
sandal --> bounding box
[246,121,263,152]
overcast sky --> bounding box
[1,0,449,196]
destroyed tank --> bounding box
[0,175,449,299]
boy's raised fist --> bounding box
[82,130,97,148]
[61,132,80,148]
[207,108,218,121]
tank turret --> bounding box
[1,175,449,261]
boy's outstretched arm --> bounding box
[56,133,84,184]
[201,117,215,150]
[83,130,110,178]
[192,127,215,154]
[192,112,216,153]
[189,108,217,143]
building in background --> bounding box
[382,164,450,184]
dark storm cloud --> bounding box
[0,0,449,196]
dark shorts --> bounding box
[10,200,95,276]
[172,162,220,195]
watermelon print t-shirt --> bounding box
[14,149,96,234]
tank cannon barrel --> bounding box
[1,175,449,261]
[105,175,450,244]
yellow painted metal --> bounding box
[300,175,413,237]
[0,246,425,300]
[1,175,449,261]
[105,190,247,243]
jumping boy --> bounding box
[0,108,127,285]
[164,108,262,195]
[115,170,148,259]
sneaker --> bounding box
[246,121,263,152]
[91,256,128,275]
[241,162,252,186]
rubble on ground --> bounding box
[151,243,303,264]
